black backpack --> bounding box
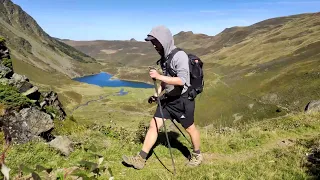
[158,48,204,100]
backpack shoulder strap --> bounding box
[166,48,183,77]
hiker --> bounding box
[122,25,203,169]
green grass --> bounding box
[63,91,82,104]
[0,83,33,110]
[70,86,154,128]
[1,57,12,69]
[4,112,320,179]
[0,36,5,43]
[11,56,73,87]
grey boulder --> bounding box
[305,100,320,113]
[48,136,74,156]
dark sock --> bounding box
[193,149,200,154]
[139,150,148,159]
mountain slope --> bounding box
[61,39,159,67]
[0,0,100,79]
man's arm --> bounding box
[149,52,188,86]
[149,70,184,86]
[157,76,183,86]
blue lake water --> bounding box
[73,72,154,88]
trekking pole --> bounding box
[150,67,176,175]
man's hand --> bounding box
[148,95,157,104]
[148,67,183,86]
[149,69,161,80]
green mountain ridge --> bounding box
[0,0,101,79]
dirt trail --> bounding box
[145,131,319,167]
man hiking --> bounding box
[122,25,203,169]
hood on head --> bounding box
[146,25,176,57]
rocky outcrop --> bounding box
[305,100,320,113]
[0,40,65,118]
[40,91,66,120]
[22,86,41,99]
[0,41,10,59]
[0,38,67,144]
[11,73,33,93]
[0,64,13,79]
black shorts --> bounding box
[154,95,195,129]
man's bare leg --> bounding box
[185,123,200,152]
[122,117,164,169]
[185,123,203,167]
[141,117,164,154]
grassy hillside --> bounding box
[194,12,320,126]
[0,0,103,80]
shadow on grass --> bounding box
[122,131,191,171]
[146,131,191,160]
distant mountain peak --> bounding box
[176,31,194,36]
[129,38,137,42]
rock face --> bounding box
[305,100,320,113]
[1,107,54,143]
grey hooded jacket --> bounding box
[147,25,190,97]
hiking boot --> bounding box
[186,152,203,167]
[122,153,146,170]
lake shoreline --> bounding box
[73,72,154,88]
[109,75,154,86]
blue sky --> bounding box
[11,0,320,41]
